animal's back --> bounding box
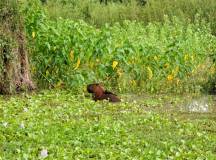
[101,93,121,102]
[87,83,121,102]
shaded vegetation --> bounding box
[0,0,35,94]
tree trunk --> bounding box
[0,0,35,94]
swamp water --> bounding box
[123,94,216,116]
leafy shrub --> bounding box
[24,2,216,93]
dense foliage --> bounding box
[23,1,216,93]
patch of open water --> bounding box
[182,96,216,113]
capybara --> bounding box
[87,83,121,102]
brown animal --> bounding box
[87,83,121,102]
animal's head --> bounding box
[87,83,104,93]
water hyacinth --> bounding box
[20,122,25,129]
[40,149,48,158]
[1,90,216,158]
[2,122,8,127]
[23,107,28,112]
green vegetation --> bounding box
[0,0,35,94]
[0,0,18,94]
[1,0,216,159]
[1,91,216,159]
[44,0,216,34]
[23,1,216,93]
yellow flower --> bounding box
[32,32,35,38]
[112,60,118,70]
[147,66,153,80]
[167,74,174,81]
[74,58,80,70]
[130,80,136,86]
[96,59,100,63]
[69,50,74,61]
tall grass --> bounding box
[43,0,216,34]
